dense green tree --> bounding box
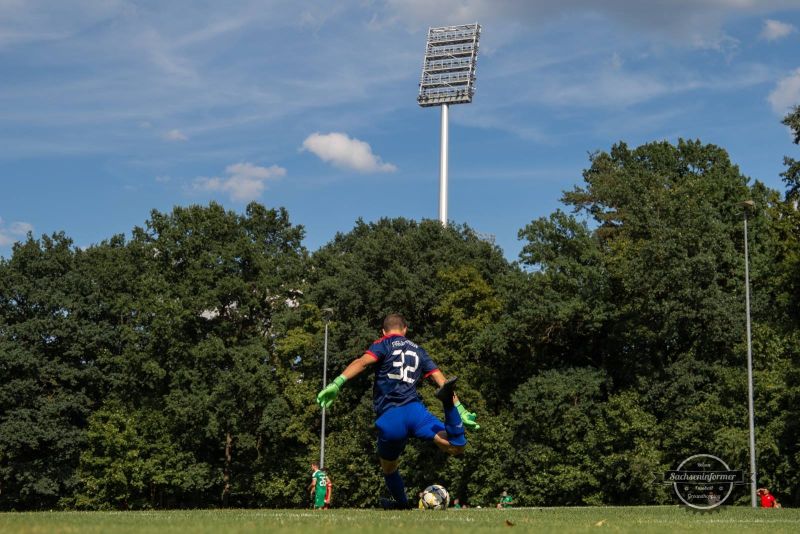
[564,141,752,378]
[514,139,796,505]
[508,368,664,506]
[301,218,512,507]
[70,202,309,508]
[782,106,800,200]
[71,401,203,510]
[517,210,611,371]
[3,126,800,510]
[0,233,104,509]
[765,105,800,504]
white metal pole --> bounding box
[743,211,757,507]
[439,103,449,226]
[320,319,329,470]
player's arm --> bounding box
[427,370,481,431]
[427,369,447,388]
[340,353,377,380]
[316,353,376,408]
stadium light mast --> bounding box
[418,23,481,226]
[319,307,334,470]
[740,200,757,508]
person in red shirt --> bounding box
[757,488,780,508]
[323,475,333,509]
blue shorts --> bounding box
[375,401,444,461]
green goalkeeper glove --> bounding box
[317,375,347,408]
[456,402,480,431]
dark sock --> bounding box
[383,470,408,505]
[435,377,457,410]
[444,404,467,447]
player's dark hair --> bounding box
[383,313,407,332]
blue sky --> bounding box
[2,1,800,261]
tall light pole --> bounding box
[440,103,449,224]
[319,308,333,470]
[418,23,481,226]
[740,199,757,507]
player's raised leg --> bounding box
[432,430,465,455]
[434,376,467,447]
[410,400,466,456]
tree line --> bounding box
[1,109,799,510]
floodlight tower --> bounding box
[418,23,481,226]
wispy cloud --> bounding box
[302,132,397,173]
[163,129,188,142]
[761,19,797,41]
[0,1,126,48]
[768,68,800,115]
[0,2,422,162]
[384,0,793,49]
[521,61,771,110]
[1,0,798,165]
[193,162,286,202]
[0,218,33,246]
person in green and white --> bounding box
[497,490,514,509]
[308,463,330,509]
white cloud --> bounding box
[194,162,286,202]
[3,0,800,161]
[534,67,669,108]
[302,132,397,173]
[768,68,800,114]
[610,52,623,70]
[0,218,33,246]
[163,129,188,141]
[10,221,34,234]
[761,19,796,41]
[384,0,798,52]
[520,60,771,110]
[0,0,127,48]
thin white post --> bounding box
[319,319,329,469]
[439,103,449,226]
[743,208,757,507]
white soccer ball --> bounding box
[421,484,450,510]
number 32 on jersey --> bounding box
[387,349,418,383]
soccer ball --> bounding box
[421,484,450,510]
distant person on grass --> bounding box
[497,490,514,509]
[758,487,781,508]
[308,463,331,510]
[316,313,480,509]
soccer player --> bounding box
[497,490,514,508]
[757,487,780,508]
[324,474,333,509]
[308,463,329,510]
[316,313,479,509]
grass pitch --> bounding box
[1,506,798,534]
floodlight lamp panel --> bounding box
[417,23,481,107]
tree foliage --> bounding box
[1,134,799,509]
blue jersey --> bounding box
[365,334,438,416]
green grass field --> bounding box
[1,507,798,534]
